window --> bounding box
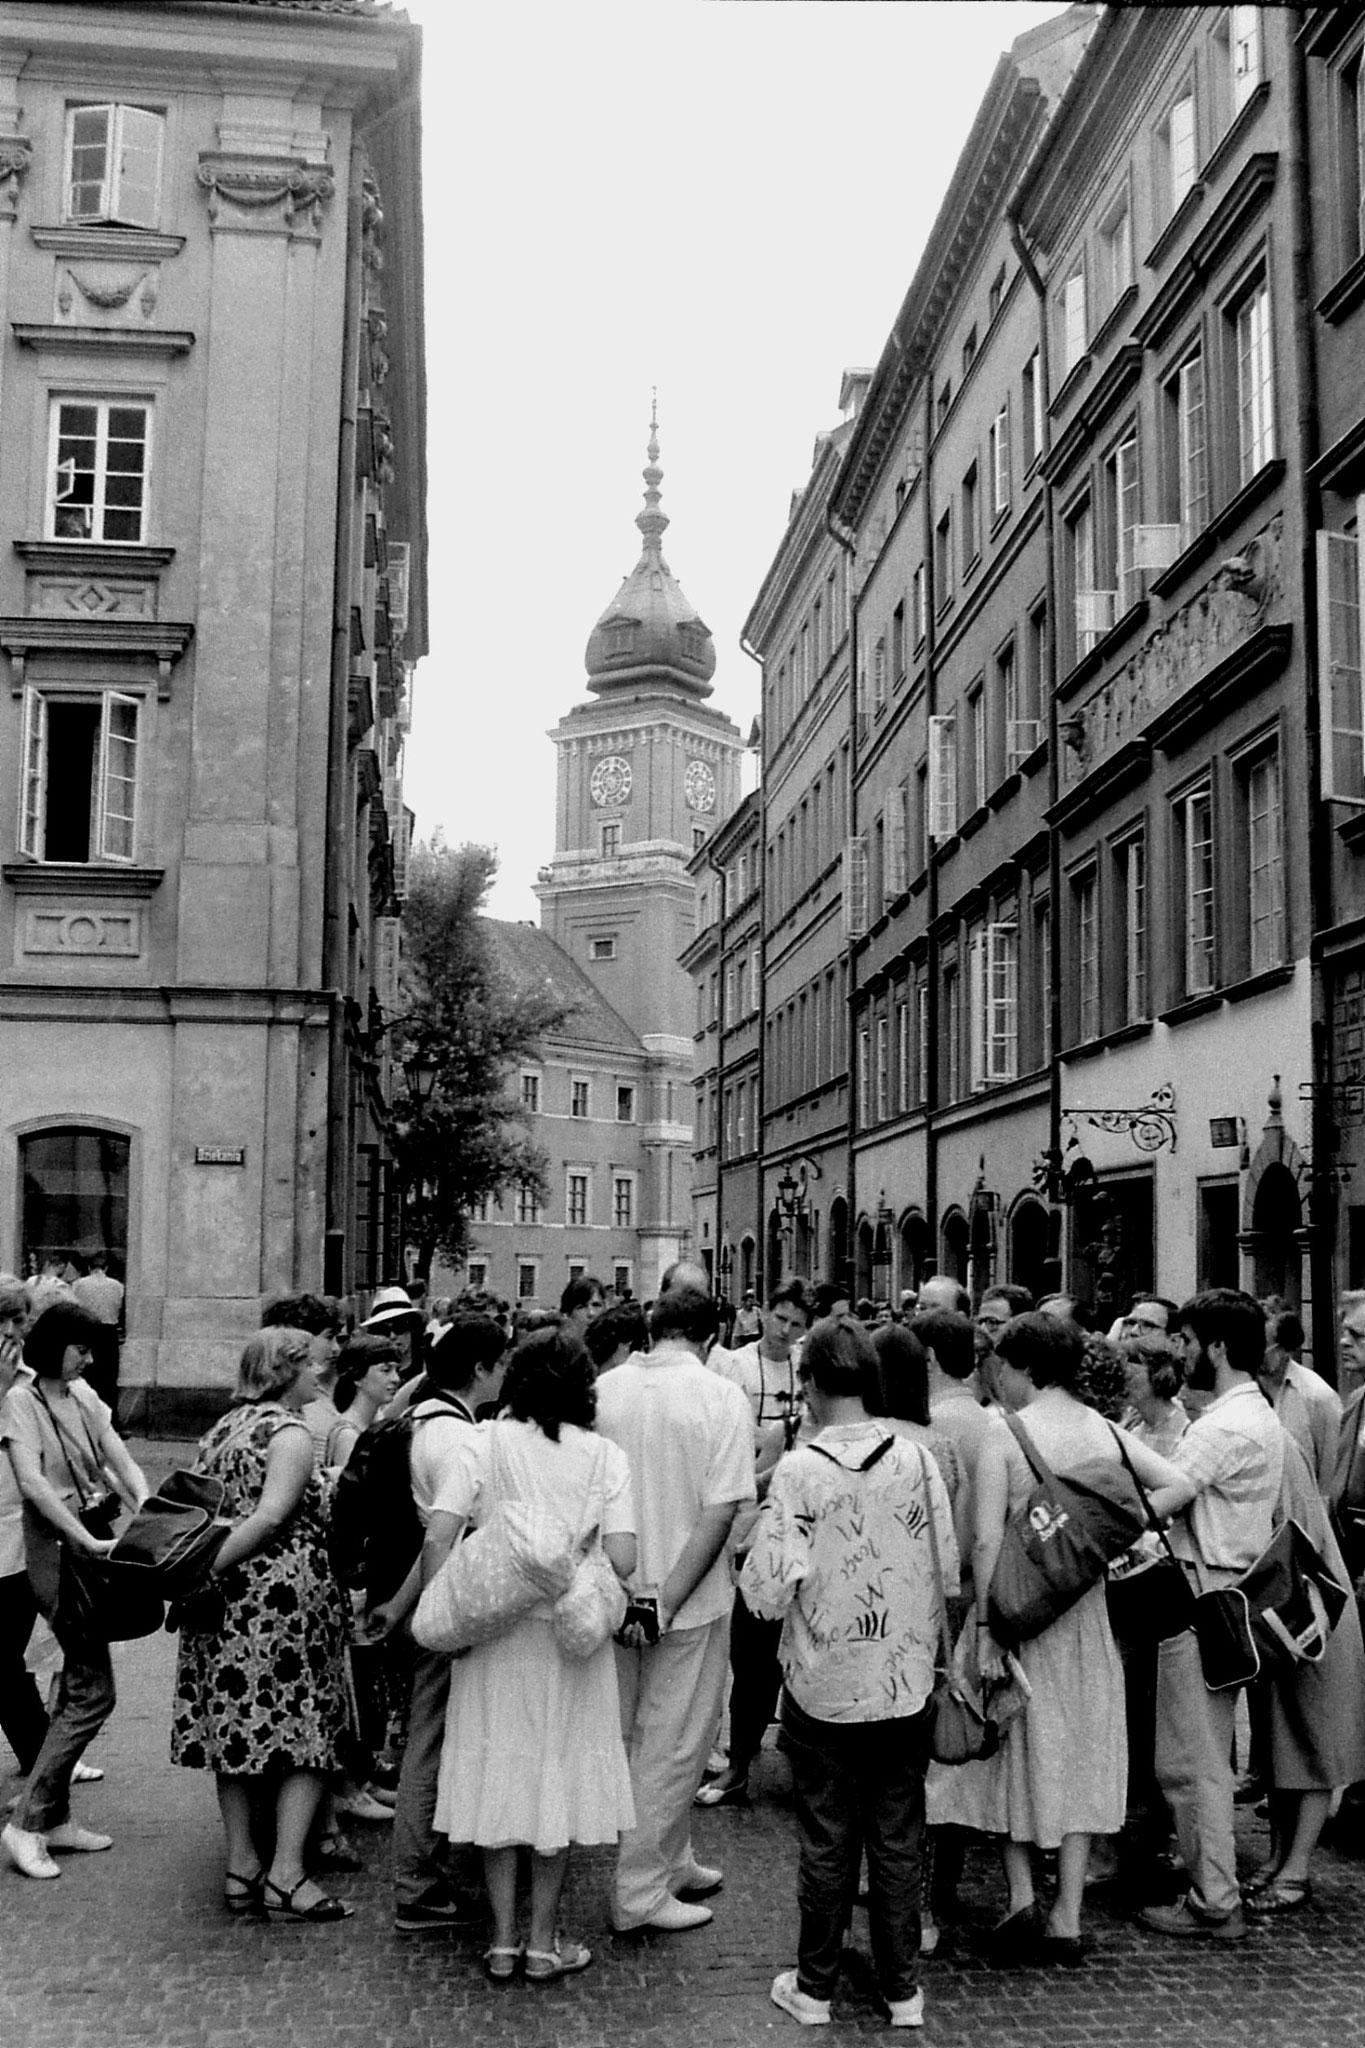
[1337,49,1365,270]
[600,821,621,857]
[1065,495,1101,661]
[1117,831,1148,1024]
[19,687,139,863]
[943,966,961,1100]
[989,264,1006,322]
[1101,431,1140,614]
[1060,269,1087,376]
[1234,278,1275,483]
[873,636,887,713]
[1035,898,1053,1065]
[965,683,986,815]
[1025,599,1048,730]
[989,401,1011,520]
[916,976,929,1105]
[962,325,978,376]
[891,601,906,683]
[516,1260,538,1302]
[49,400,149,543]
[515,1187,542,1225]
[857,1026,870,1121]
[1176,782,1217,994]
[693,824,707,851]
[470,1193,492,1223]
[520,1071,540,1113]
[1214,6,1263,131]
[936,380,953,432]
[934,506,953,608]
[962,464,981,573]
[566,1172,589,1226]
[613,1175,634,1228]
[1074,869,1099,1041]
[466,1259,487,1290]
[616,1084,635,1122]
[1318,520,1365,804]
[1098,189,1133,323]
[570,1079,590,1119]
[986,922,1019,1083]
[876,1013,890,1122]
[1022,352,1043,469]
[1157,90,1198,222]
[613,1262,633,1297]
[589,935,616,960]
[1163,345,1210,542]
[896,998,910,1112]
[1245,749,1286,971]
[65,103,164,227]
[912,563,927,647]
[20,1127,129,1275]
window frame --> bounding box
[1173,774,1218,997]
[566,1170,590,1228]
[612,1172,636,1230]
[64,102,165,229]
[48,396,152,546]
[18,683,142,865]
[570,1077,590,1120]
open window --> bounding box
[66,104,164,228]
[20,686,139,863]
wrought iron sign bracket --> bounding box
[1061,1083,1177,1156]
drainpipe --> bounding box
[741,635,767,1296]
[920,376,941,1277]
[1009,206,1063,1287]
[826,515,859,1293]
[322,146,366,1296]
[1287,29,1334,1369]
[710,842,727,1297]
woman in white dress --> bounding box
[928,1312,1182,1960]
[434,1327,636,1982]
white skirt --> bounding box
[434,1614,636,1853]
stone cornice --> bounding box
[2,861,163,899]
[14,540,176,576]
[12,322,194,357]
[1,615,194,696]
[30,225,185,262]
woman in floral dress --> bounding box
[172,1327,352,1921]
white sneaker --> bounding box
[888,1988,925,2028]
[70,1762,104,1785]
[770,1969,832,2025]
[2,1821,60,1879]
[613,1895,713,1932]
[44,1821,113,1854]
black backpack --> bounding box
[328,1393,469,1602]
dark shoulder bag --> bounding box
[1103,1424,1196,1647]
[987,1413,1146,1647]
[31,1388,163,1642]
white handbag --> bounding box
[412,1428,576,1655]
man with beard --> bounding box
[1138,1288,1284,1944]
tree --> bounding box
[389,838,568,1280]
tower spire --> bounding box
[635,391,669,562]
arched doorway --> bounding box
[941,1207,968,1284]
[828,1196,849,1288]
[855,1217,875,1302]
[740,1235,756,1296]
[898,1210,928,1300]
[1250,1162,1303,1308]
[1008,1195,1051,1302]
[968,1201,996,1305]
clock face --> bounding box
[590,755,632,808]
[685,760,716,813]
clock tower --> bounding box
[534,408,742,1283]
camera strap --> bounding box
[32,1381,107,1509]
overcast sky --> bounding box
[400,0,1069,922]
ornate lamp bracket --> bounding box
[1062,1083,1177,1156]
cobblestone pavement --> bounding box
[5,1442,1365,2048]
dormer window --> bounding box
[606,620,635,657]
[66,104,164,228]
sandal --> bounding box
[262,1875,354,1922]
[223,1870,265,1916]
[1241,1861,1284,1898]
[484,1943,525,1982]
[1245,1878,1312,1916]
[524,1937,593,1982]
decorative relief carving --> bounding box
[196,154,335,235]
[361,161,384,274]
[0,136,32,219]
[1063,513,1284,781]
[23,908,141,957]
[32,575,156,620]
[56,265,158,325]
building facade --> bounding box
[460,416,741,1307]
[0,0,426,1419]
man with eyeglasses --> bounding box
[973,1284,1033,1402]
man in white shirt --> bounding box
[381,1315,506,1934]
[1140,1289,1285,1944]
[596,1284,754,1932]
[743,1313,957,2029]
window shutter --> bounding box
[856,657,870,741]
[992,400,1011,514]
[1179,355,1209,537]
[1171,95,1196,202]
[19,687,47,858]
[112,105,164,228]
[1318,527,1365,804]
[1232,5,1261,107]
[843,834,869,937]
[1076,588,1117,645]
[391,804,413,897]
[67,104,113,220]
[374,914,401,1013]
[1063,272,1087,369]
[968,931,986,1092]
[883,804,908,905]
[387,541,411,640]
[987,922,1019,1082]
[1116,437,1141,610]
[96,691,138,861]
[927,715,958,840]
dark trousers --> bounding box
[0,1570,48,1773]
[13,1563,115,1833]
[778,1692,929,2005]
[727,1586,784,1771]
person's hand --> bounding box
[82,1534,118,1559]
[975,1623,1007,1682]
[357,1602,399,1643]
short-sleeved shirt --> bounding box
[709,1340,802,1437]
[1169,1380,1285,1589]
[0,1364,35,1578]
[596,1343,755,1630]
[0,1375,117,1600]
[407,1394,480,1528]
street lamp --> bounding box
[400,1052,439,1281]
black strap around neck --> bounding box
[810,1432,896,1474]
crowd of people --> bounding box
[2,1259,1365,2028]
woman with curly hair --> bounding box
[171,1326,353,1922]
[432,1325,636,1982]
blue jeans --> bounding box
[778,1692,929,2005]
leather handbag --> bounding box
[1194,1518,1351,1691]
[1104,1426,1197,1647]
[110,1469,230,1597]
[29,1384,165,1641]
[412,1428,577,1655]
[987,1414,1146,1646]
[919,1445,998,1766]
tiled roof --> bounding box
[227,2,391,14]
[483,920,644,1057]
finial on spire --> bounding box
[637,393,669,558]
